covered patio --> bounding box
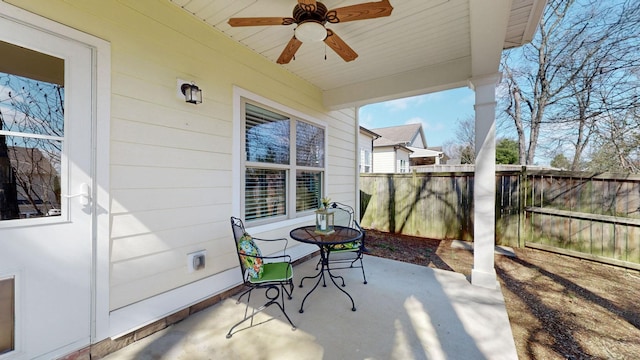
[0,1,546,358]
[102,254,516,359]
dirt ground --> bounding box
[363,229,640,360]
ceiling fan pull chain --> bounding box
[325,44,327,60]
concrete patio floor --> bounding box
[102,255,517,360]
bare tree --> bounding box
[501,60,527,164]
[500,0,640,170]
[443,115,475,163]
[586,108,640,173]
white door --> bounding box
[0,14,94,360]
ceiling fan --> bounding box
[228,0,393,64]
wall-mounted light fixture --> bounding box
[180,82,202,104]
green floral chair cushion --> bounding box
[238,233,264,279]
[332,240,361,251]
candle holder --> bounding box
[315,208,335,235]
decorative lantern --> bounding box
[180,83,203,104]
[315,208,335,235]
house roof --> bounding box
[372,125,444,160]
[371,123,425,147]
[170,0,547,110]
[359,126,381,139]
[373,143,412,153]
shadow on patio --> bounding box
[102,255,516,359]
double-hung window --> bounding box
[242,100,325,223]
[360,149,372,173]
[399,159,409,173]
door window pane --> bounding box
[4,135,61,218]
[1,59,64,221]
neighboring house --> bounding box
[370,124,445,173]
[410,146,449,168]
[0,1,546,359]
[358,127,380,173]
[371,135,413,173]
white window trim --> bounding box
[232,87,328,225]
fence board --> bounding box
[360,169,640,269]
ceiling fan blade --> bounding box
[277,36,303,64]
[298,0,318,13]
[327,0,393,23]
[228,17,295,27]
[324,29,358,62]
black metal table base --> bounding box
[298,249,356,313]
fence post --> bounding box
[412,169,417,235]
[518,166,527,248]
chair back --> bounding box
[329,202,366,249]
[230,216,247,243]
[329,202,354,228]
[230,216,250,275]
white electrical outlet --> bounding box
[187,250,207,273]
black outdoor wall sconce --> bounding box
[180,82,202,104]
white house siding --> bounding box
[327,109,359,205]
[8,0,358,330]
[373,146,413,173]
[373,148,396,173]
[410,136,426,148]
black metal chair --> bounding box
[321,202,368,284]
[227,216,296,338]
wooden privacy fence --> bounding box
[359,169,640,270]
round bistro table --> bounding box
[289,225,363,313]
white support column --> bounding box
[469,73,501,289]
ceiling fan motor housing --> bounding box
[293,2,328,25]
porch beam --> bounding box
[469,73,501,289]
[322,57,471,110]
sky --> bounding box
[358,87,476,148]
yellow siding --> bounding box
[8,0,357,309]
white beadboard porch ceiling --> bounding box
[169,0,546,109]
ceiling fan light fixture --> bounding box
[294,21,327,43]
